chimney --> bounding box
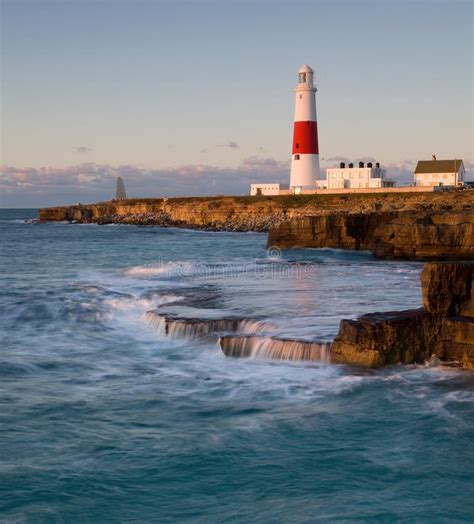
[432,154,437,161]
[340,162,345,168]
[376,162,380,169]
[367,162,373,168]
[359,161,364,168]
[348,163,354,168]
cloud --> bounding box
[324,155,350,164]
[218,141,239,150]
[323,155,376,164]
[0,156,289,207]
[73,146,92,154]
[201,141,240,153]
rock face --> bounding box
[421,261,474,316]
[332,262,474,369]
[268,209,474,261]
[372,211,474,260]
[267,213,394,251]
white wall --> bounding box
[250,184,281,196]
[290,154,321,188]
[294,90,317,121]
[415,170,463,187]
[325,167,388,189]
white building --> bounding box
[250,183,288,196]
[414,157,465,187]
[317,161,395,189]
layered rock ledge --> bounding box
[267,209,474,261]
[331,262,474,369]
[39,191,472,230]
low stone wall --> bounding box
[331,262,474,369]
[279,186,435,195]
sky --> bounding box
[1,0,473,207]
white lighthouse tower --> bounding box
[289,64,321,191]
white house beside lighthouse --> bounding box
[289,64,321,192]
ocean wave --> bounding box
[121,258,324,281]
[104,293,184,312]
[123,261,196,278]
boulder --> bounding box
[332,262,474,369]
[331,309,439,367]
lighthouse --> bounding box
[290,64,320,191]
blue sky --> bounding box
[1,0,472,206]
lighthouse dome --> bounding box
[298,64,314,74]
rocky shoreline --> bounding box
[39,191,474,259]
[332,262,474,370]
[38,193,474,369]
[95,211,286,231]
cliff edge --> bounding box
[267,209,474,260]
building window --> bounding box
[332,173,336,179]
[294,155,300,160]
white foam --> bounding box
[123,261,195,278]
[104,293,183,311]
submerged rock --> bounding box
[219,335,331,362]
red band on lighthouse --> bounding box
[292,121,319,155]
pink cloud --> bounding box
[0,157,290,207]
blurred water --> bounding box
[1,209,473,522]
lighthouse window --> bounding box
[299,73,306,83]
[294,155,300,160]
[299,94,302,99]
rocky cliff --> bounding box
[267,208,474,261]
[39,191,473,232]
[331,262,474,369]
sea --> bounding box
[1,208,473,522]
